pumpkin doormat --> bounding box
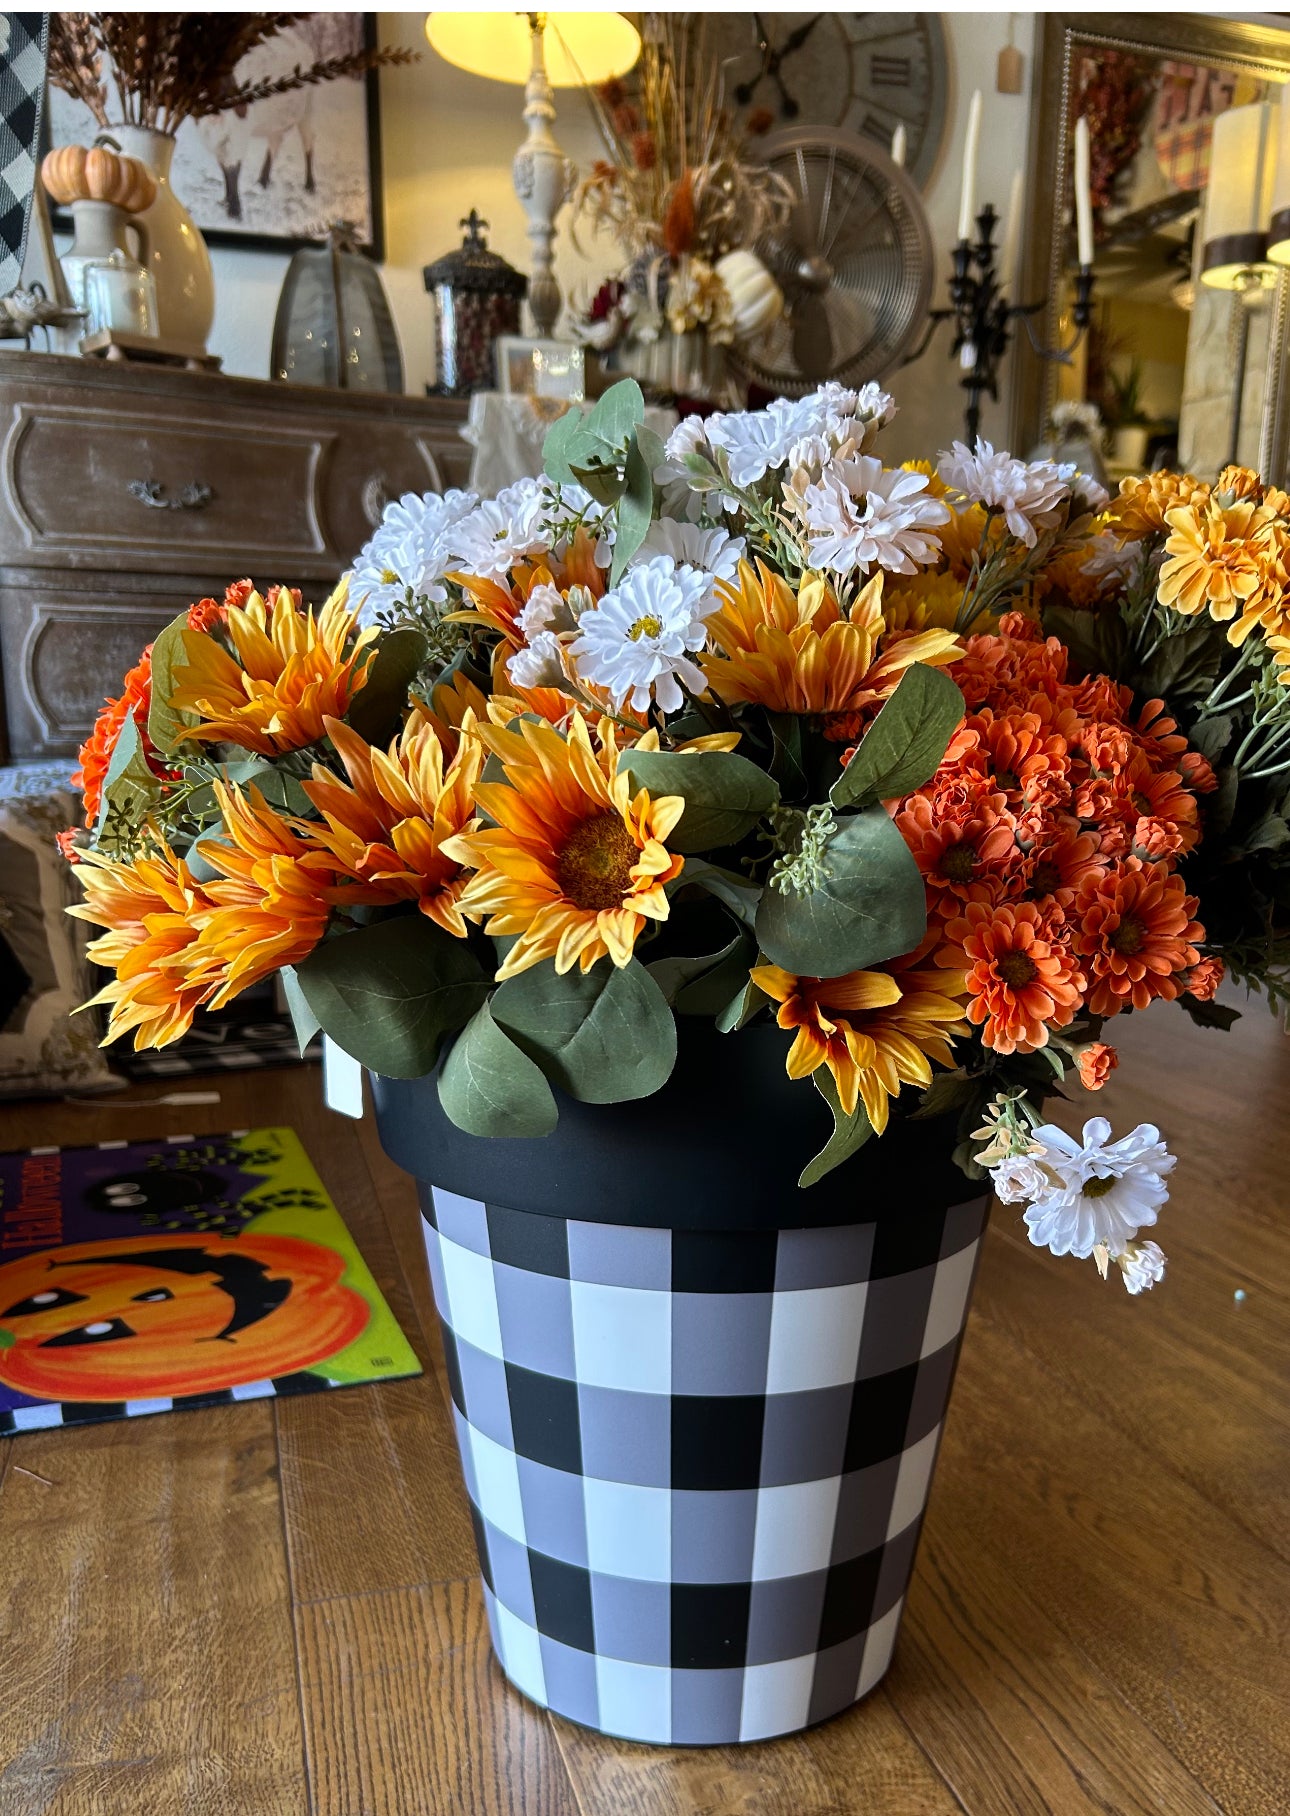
[0,1126,421,1432]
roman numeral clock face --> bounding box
[713,13,950,191]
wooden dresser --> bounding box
[0,353,471,757]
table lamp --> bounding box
[1200,99,1278,291]
[425,12,641,337]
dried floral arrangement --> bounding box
[48,12,416,135]
[571,15,791,357]
[63,380,1290,1300]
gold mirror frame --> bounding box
[1011,12,1290,475]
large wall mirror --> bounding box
[1013,14,1290,484]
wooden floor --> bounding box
[1,996,1287,1816]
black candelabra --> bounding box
[905,204,1097,444]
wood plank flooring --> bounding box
[0,993,1286,1814]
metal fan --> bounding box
[728,126,934,396]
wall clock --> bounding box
[707,13,950,193]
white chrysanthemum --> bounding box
[507,630,567,692]
[636,519,746,594]
[350,488,477,623]
[518,582,573,639]
[801,456,949,576]
[449,477,551,579]
[793,379,896,457]
[990,1153,1052,1206]
[938,438,1070,547]
[661,414,712,471]
[1117,1240,1167,1295]
[704,396,810,488]
[570,556,714,714]
[1081,529,1140,585]
[1057,463,1110,515]
[1021,1118,1175,1260]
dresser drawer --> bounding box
[0,398,333,574]
[317,420,472,567]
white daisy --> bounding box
[1057,463,1110,515]
[1021,1117,1175,1260]
[801,456,949,576]
[518,582,575,639]
[704,396,810,488]
[507,631,568,692]
[449,477,551,580]
[635,519,746,600]
[570,556,714,714]
[350,488,477,623]
[655,416,718,519]
[937,439,1070,547]
[1117,1240,1168,1295]
[989,1153,1052,1206]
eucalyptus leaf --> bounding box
[635,422,667,477]
[582,377,644,453]
[610,437,656,584]
[542,406,588,485]
[674,929,757,1016]
[280,965,322,1056]
[293,915,489,1079]
[438,1000,558,1136]
[490,957,676,1102]
[714,972,771,1034]
[830,664,964,810]
[246,765,314,817]
[799,1070,874,1188]
[94,713,161,845]
[755,807,927,977]
[346,627,429,746]
[646,931,742,1004]
[146,610,200,756]
[680,858,761,927]
[619,749,779,852]
[766,712,809,798]
[571,459,627,508]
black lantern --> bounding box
[424,210,527,397]
[271,222,404,392]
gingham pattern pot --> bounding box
[420,1184,987,1745]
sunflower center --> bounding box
[1111,913,1146,955]
[1084,1174,1116,1198]
[997,950,1038,988]
[940,841,978,883]
[556,812,640,911]
[628,613,663,641]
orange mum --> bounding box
[303,711,482,937]
[701,560,959,721]
[1070,859,1202,1016]
[74,647,160,828]
[1157,498,1278,628]
[1110,470,1209,541]
[440,715,684,981]
[168,581,375,756]
[941,900,1083,1055]
[1077,1042,1118,1090]
[751,955,968,1132]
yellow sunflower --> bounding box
[440,715,684,980]
[700,559,960,724]
[751,952,968,1132]
[169,580,375,756]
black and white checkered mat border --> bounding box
[422,1186,987,1744]
[0,15,48,297]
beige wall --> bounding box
[206,11,1036,460]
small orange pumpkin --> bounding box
[40,144,156,213]
[40,144,87,206]
[0,1232,370,1401]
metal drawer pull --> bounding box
[127,478,214,511]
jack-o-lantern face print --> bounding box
[0,1232,370,1402]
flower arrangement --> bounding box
[65,380,1290,1301]
[570,16,790,375]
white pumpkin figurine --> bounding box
[715,249,784,339]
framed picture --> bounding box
[46,15,385,256]
[497,337,586,401]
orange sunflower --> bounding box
[168,580,374,756]
[303,711,482,937]
[701,560,959,725]
[1070,859,1203,1016]
[751,951,968,1132]
[440,715,684,980]
[450,527,607,647]
[939,900,1083,1055]
[68,838,220,1048]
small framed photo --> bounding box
[497,337,586,401]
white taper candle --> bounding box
[958,89,983,241]
[1074,115,1094,267]
[891,122,907,169]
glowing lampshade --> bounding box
[1201,99,1277,290]
[1267,82,1290,263]
[425,12,641,88]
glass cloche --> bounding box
[271,222,404,392]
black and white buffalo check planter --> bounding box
[421,1185,987,1744]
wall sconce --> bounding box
[1200,99,1278,292]
[425,12,641,338]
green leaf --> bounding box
[766,712,809,799]
[280,965,321,1055]
[830,665,964,811]
[146,610,199,756]
[680,857,761,926]
[345,627,429,746]
[582,377,644,453]
[1190,712,1233,763]
[571,459,627,508]
[490,957,676,1102]
[799,1070,874,1188]
[94,714,161,846]
[610,437,656,584]
[620,749,779,852]
[244,765,314,817]
[674,929,757,1016]
[438,1000,558,1136]
[647,930,742,1004]
[542,406,588,485]
[1042,601,1128,681]
[293,915,489,1078]
[635,422,666,477]
[1243,811,1290,855]
[755,808,927,977]
[714,971,770,1033]
[910,1070,985,1121]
